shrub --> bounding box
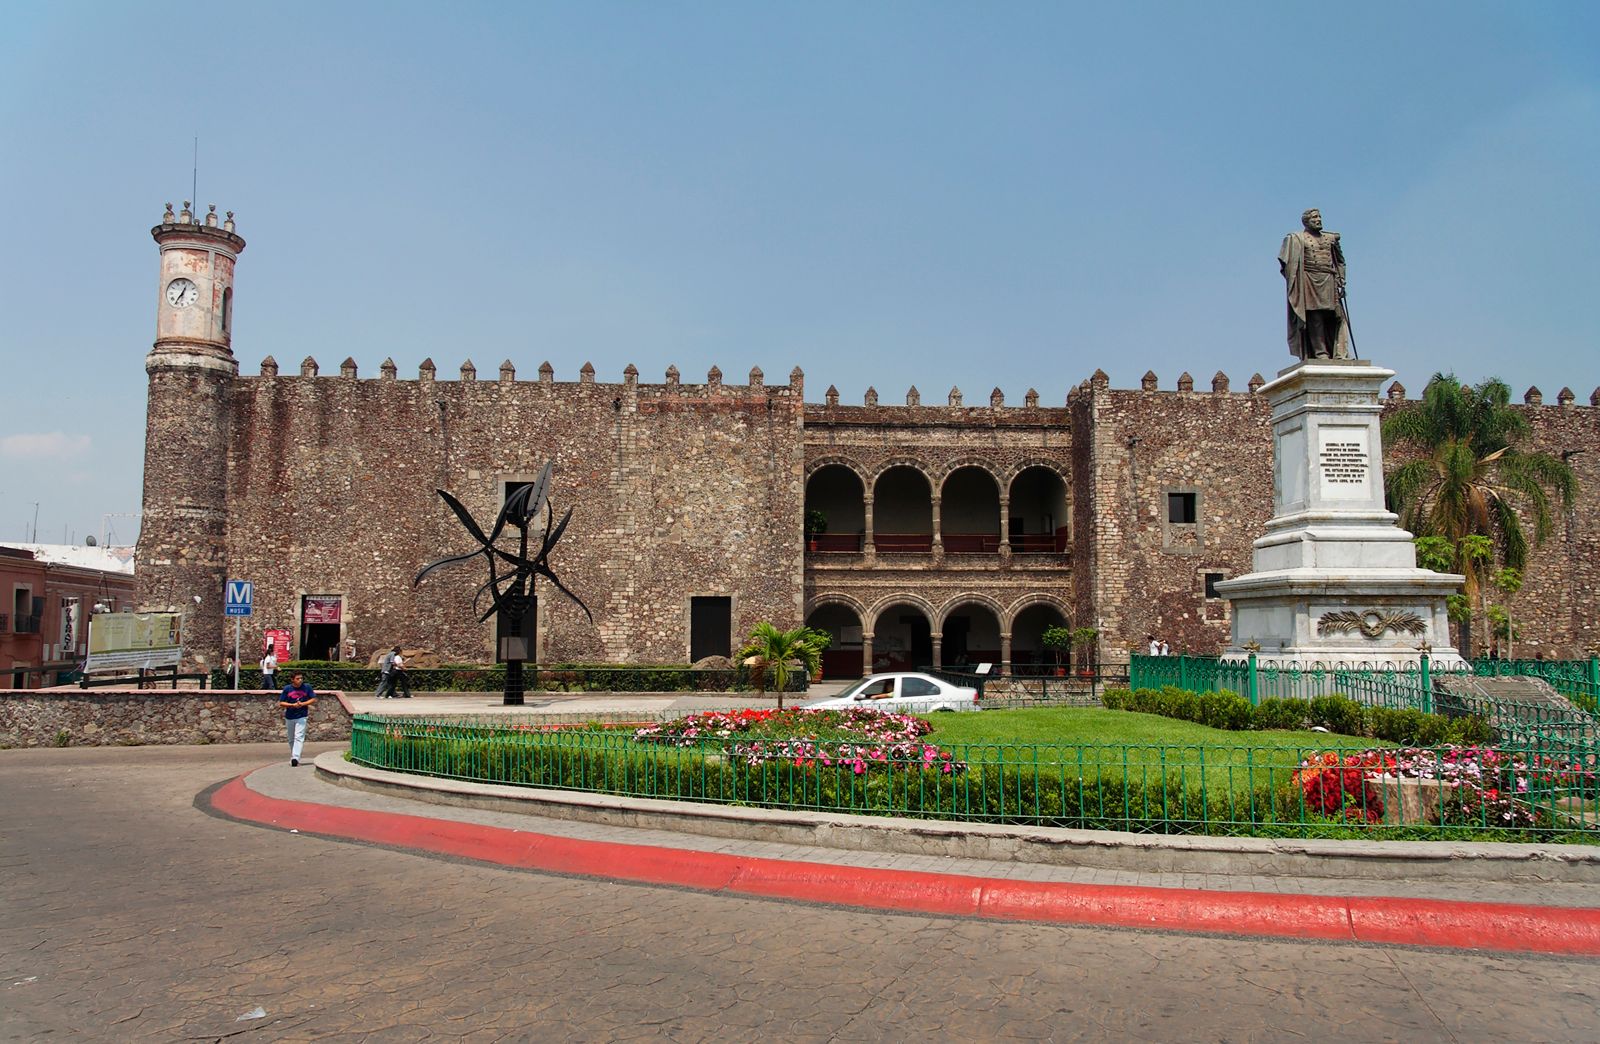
[1307,694,1366,737]
[1253,698,1306,731]
[1100,687,1131,710]
[1196,690,1254,731]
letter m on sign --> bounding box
[225,580,254,617]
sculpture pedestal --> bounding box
[1214,360,1466,669]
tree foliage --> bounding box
[740,622,826,711]
[1385,374,1576,653]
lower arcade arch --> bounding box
[869,601,934,674]
[939,601,1004,669]
[804,602,865,679]
[1010,602,1073,675]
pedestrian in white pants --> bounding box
[278,671,316,767]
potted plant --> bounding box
[1040,625,1074,677]
[1071,626,1099,678]
[804,509,828,552]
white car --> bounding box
[803,672,980,713]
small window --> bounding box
[1167,492,1197,524]
[221,287,233,337]
[901,677,940,698]
[1203,573,1225,599]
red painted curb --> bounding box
[208,773,1600,956]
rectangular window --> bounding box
[689,597,732,662]
[1203,572,1225,599]
[1167,492,1197,524]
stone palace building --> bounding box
[136,206,1600,676]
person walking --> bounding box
[278,671,315,767]
[260,648,278,691]
[375,647,395,698]
[389,648,413,699]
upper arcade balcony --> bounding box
[805,462,1071,567]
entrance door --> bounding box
[300,595,342,662]
[689,597,732,662]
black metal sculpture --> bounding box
[415,461,591,705]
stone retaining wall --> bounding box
[0,689,353,748]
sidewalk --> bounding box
[212,752,1600,955]
[347,681,858,718]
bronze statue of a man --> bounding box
[1279,208,1350,360]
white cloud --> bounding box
[0,432,92,460]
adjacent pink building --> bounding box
[0,544,137,687]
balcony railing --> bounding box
[942,533,1001,554]
[1011,530,1070,553]
[808,534,865,553]
[873,533,933,553]
[12,614,40,634]
[0,613,7,632]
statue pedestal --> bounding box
[1214,360,1466,669]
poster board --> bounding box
[85,612,183,672]
[264,629,292,662]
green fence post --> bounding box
[1420,650,1433,715]
[1589,654,1599,693]
[1178,655,1189,692]
[1247,651,1259,706]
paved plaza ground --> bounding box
[4,744,1599,1041]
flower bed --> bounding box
[633,708,963,773]
[1295,746,1599,828]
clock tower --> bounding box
[136,202,247,668]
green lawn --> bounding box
[918,707,1383,796]
[922,706,1372,750]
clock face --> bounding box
[165,277,199,309]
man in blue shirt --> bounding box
[278,671,316,767]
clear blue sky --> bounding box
[1,2,1596,544]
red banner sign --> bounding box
[303,595,343,624]
[264,629,292,662]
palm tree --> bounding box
[1383,373,1576,656]
[739,622,824,711]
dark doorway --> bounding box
[299,595,343,662]
[690,597,732,661]
[495,595,537,663]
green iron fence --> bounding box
[349,714,1600,841]
[1129,654,1599,750]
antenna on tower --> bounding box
[192,136,198,209]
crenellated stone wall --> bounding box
[215,363,805,665]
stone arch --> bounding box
[804,455,871,484]
[937,595,1006,669]
[866,592,940,632]
[1004,592,1075,629]
[933,456,1006,488]
[940,464,1003,553]
[935,592,1009,631]
[1001,457,1070,486]
[867,594,938,673]
[872,463,934,552]
[804,591,869,620]
[1007,593,1076,676]
[804,593,868,680]
[867,457,936,486]
[1008,463,1072,552]
[805,461,867,551]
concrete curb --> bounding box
[209,762,1600,956]
[314,753,1600,884]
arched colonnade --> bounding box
[805,461,1069,555]
[804,593,1075,679]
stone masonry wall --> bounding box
[1071,370,1274,661]
[218,363,804,665]
[0,689,353,747]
